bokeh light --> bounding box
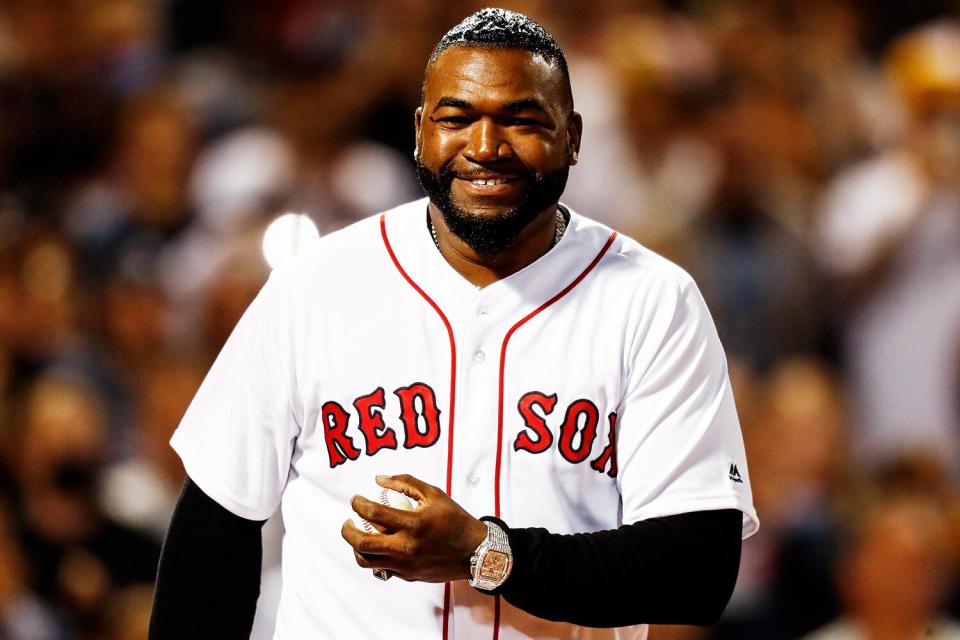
[261,213,320,270]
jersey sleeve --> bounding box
[170,271,302,521]
[617,276,759,538]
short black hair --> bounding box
[424,8,572,107]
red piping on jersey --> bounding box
[380,213,457,640]
[491,230,618,640]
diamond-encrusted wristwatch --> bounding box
[468,519,513,591]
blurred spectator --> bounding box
[674,132,828,371]
[103,584,153,640]
[6,373,159,636]
[8,233,81,369]
[65,88,197,290]
[713,358,848,639]
[803,494,960,640]
[199,238,270,355]
[564,8,722,241]
[149,124,293,326]
[98,271,173,372]
[0,501,63,640]
[815,19,960,474]
[100,354,200,541]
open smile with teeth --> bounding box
[468,177,517,185]
[454,174,524,199]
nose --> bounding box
[463,118,512,163]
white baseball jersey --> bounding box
[172,197,759,640]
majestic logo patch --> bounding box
[728,464,743,483]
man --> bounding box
[149,8,758,639]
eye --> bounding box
[507,118,542,127]
[430,115,471,129]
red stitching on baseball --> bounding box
[360,488,393,534]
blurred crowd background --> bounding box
[1,0,960,638]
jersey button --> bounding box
[467,473,480,487]
[473,351,486,363]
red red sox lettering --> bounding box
[321,384,618,477]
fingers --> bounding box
[375,473,438,502]
[353,550,391,569]
[342,519,422,577]
[353,548,416,578]
[341,519,418,559]
[350,495,417,532]
[340,520,392,556]
[343,474,464,584]
[342,524,404,577]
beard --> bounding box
[416,160,569,256]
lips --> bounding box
[454,173,525,198]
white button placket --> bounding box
[450,292,500,518]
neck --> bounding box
[428,203,561,288]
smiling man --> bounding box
[150,8,758,640]
[415,37,579,269]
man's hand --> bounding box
[341,474,488,583]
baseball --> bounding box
[353,487,415,534]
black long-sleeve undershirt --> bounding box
[149,479,266,639]
[486,509,742,627]
[149,478,742,638]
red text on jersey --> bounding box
[514,391,618,477]
[322,382,441,468]
[321,384,617,476]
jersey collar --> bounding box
[381,197,613,319]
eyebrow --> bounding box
[502,98,549,114]
[431,97,473,114]
[429,97,550,115]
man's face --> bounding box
[416,46,581,254]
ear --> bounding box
[414,107,424,160]
[566,111,583,165]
